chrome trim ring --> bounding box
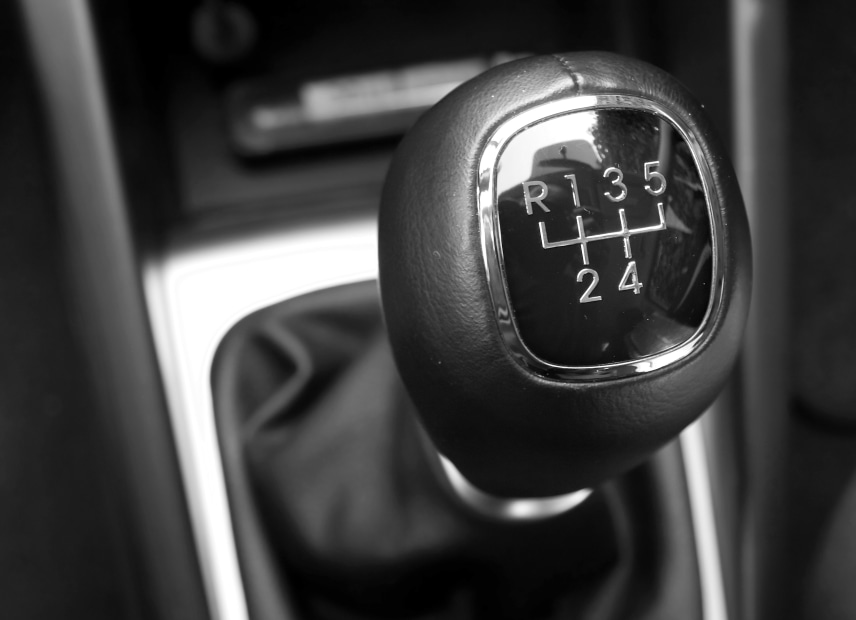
[477,95,725,381]
[438,453,592,521]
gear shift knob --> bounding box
[379,53,751,499]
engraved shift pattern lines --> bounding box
[538,202,666,265]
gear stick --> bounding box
[379,52,751,500]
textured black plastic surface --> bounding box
[0,5,135,617]
[379,52,751,497]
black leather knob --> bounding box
[379,52,751,498]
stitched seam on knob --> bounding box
[552,54,581,93]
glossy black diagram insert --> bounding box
[495,109,713,367]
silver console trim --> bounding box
[143,216,378,620]
[682,414,729,620]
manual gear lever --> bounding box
[379,52,751,501]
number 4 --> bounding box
[618,261,643,294]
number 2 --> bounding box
[577,268,602,303]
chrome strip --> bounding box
[477,95,726,381]
[143,216,378,620]
[438,454,592,521]
[681,414,729,620]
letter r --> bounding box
[522,181,550,215]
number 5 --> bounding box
[644,161,666,196]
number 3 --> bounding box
[603,167,627,202]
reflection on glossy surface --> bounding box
[495,109,712,367]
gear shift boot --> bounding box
[212,281,703,620]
